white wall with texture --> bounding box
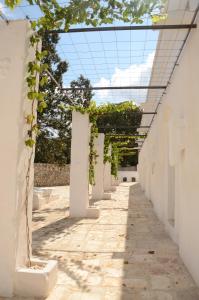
[138,14,199,286]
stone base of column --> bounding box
[104,186,117,193]
[111,186,117,192]
[112,180,120,186]
[103,193,112,200]
[15,259,57,298]
[70,207,100,219]
[86,207,100,218]
[91,195,102,201]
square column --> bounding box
[104,145,116,193]
[92,133,105,200]
[103,145,113,191]
[0,20,57,298]
[112,175,119,186]
[70,111,99,218]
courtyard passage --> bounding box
[3,183,199,300]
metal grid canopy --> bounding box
[138,0,199,148]
[0,0,198,128]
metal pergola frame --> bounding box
[48,24,197,34]
[98,125,150,130]
[62,85,166,91]
[45,14,198,151]
[48,22,197,98]
[138,4,199,151]
[1,4,198,157]
[58,23,197,96]
[106,133,147,137]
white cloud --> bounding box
[94,51,155,104]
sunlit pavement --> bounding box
[29,183,199,299]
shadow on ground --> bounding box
[32,183,199,299]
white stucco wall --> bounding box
[138,14,199,286]
[92,134,105,200]
[0,20,37,296]
[70,111,90,217]
[104,145,112,192]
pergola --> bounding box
[0,0,199,298]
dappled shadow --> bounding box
[58,257,102,292]
[31,183,199,299]
[32,215,46,222]
[32,216,82,251]
[39,207,69,213]
[32,202,69,226]
[34,248,103,293]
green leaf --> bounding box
[5,0,21,9]
[39,76,48,87]
[26,114,35,124]
[27,91,36,100]
[152,14,167,24]
[31,21,37,30]
[25,138,35,148]
[38,101,47,112]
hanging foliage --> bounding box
[4,0,166,148]
[111,143,120,178]
[69,100,141,182]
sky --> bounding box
[0,0,159,105]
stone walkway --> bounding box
[31,183,199,300]
[2,183,199,299]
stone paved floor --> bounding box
[2,183,199,299]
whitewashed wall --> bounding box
[0,20,37,296]
[138,15,199,286]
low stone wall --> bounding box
[34,163,70,187]
[119,166,137,171]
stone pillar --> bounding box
[104,145,112,192]
[104,146,112,192]
[70,111,99,218]
[92,133,104,200]
[0,20,57,298]
[112,175,119,186]
[104,145,117,194]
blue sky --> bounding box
[0,0,159,104]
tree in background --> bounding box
[69,75,93,108]
[96,101,142,166]
[35,33,93,164]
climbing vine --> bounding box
[26,42,48,147]
[111,143,120,178]
[69,101,141,181]
[68,102,99,185]
[104,135,112,164]
[4,0,167,148]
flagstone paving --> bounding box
[32,182,199,300]
[2,183,199,299]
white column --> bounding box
[0,20,57,298]
[0,20,32,297]
[92,133,104,200]
[70,111,99,218]
[104,145,113,192]
[104,145,117,193]
[112,175,119,186]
